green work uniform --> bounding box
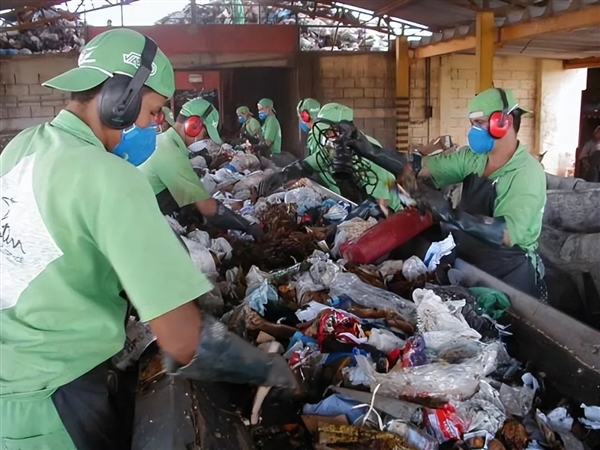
[262,114,282,154]
[139,127,211,207]
[0,111,213,444]
[242,116,262,138]
[424,143,546,252]
[305,134,402,212]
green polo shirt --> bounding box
[305,134,402,212]
[424,143,546,252]
[139,128,210,207]
[0,110,212,396]
[242,117,261,137]
[262,114,282,154]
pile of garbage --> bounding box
[156,1,393,51]
[121,138,600,450]
[0,7,84,55]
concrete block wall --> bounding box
[1,54,77,134]
[409,54,537,152]
[312,53,396,148]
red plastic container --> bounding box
[340,208,433,264]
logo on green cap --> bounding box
[123,52,157,76]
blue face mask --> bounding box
[467,126,495,154]
[258,111,268,121]
[300,121,310,133]
[238,116,246,124]
[112,123,157,166]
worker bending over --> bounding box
[140,98,262,236]
[257,97,282,154]
[0,29,293,449]
[348,88,547,299]
[236,105,261,142]
[259,102,402,213]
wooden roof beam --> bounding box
[563,57,600,70]
[413,4,600,59]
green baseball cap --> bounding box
[297,98,321,120]
[162,106,175,126]
[468,88,530,119]
[236,106,252,115]
[258,98,275,111]
[180,98,222,144]
[314,103,353,134]
[43,28,174,98]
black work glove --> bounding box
[207,202,255,233]
[165,314,298,389]
[257,160,313,197]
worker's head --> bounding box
[157,106,175,132]
[593,125,600,142]
[257,98,275,121]
[44,28,174,166]
[297,98,321,133]
[315,102,353,140]
[467,88,529,155]
[174,98,223,147]
[236,105,253,124]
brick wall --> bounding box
[312,53,396,148]
[0,53,77,134]
[409,54,537,153]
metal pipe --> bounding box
[190,0,197,24]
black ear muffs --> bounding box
[488,88,511,139]
[98,36,158,130]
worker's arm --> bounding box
[92,177,291,386]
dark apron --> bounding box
[452,174,546,301]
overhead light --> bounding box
[189,74,203,83]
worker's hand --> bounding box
[416,189,453,222]
[258,171,286,197]
[248,223,264,240]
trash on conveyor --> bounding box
[125,129,599,450]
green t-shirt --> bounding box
[424,143,546,252]
[304,134,402,212]
[262,114,282,154]
[0,111,213,396]
[242,117,261,137]
[139,128,210,207]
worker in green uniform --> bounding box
[141,98,262,236]
[297,97,321,156]
[236,105,261,142]
[0,29,294,449]
[258,102,402,213]
[347,88,547,300]
[158,105,175,133]
[257,97,282,154]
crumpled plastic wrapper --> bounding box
[455,380,506,435]
[181,236,218,278]
[361,342,499,404]
[402,256,429,281]
[284,187,323,214]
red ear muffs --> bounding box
[300,110,311,123]
[184,115,205,138]
[155,110,166,125]
[487,87,511,139]
[488,110,509,139]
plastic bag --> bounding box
[284,187,322,214]
[210,237,233,261]
[414,289,481,341]
[324,203,349,222]
[367,328,405,355]
[386,420,439,450]
[181,236,218,278]
[402,255,429,281]
[401,335,427,367]
[365,343,499,404]
[187,229,211,248]
[231,170,268,195]
[245,279,278,316]
[329,272,417,322]
[166,215,186,235]
[229,153,260,172]
[455,381,506,435]
[377,260,404,281]
[499,384,535,417]
[424,403,466,442]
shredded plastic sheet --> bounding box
[359,343,500,404]
[329,272,417,322]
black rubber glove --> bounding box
[418,189,506,247]
[339,120,409,178]
[206,202,254,234]
[257,160,314,197]
[164,314,298,389]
